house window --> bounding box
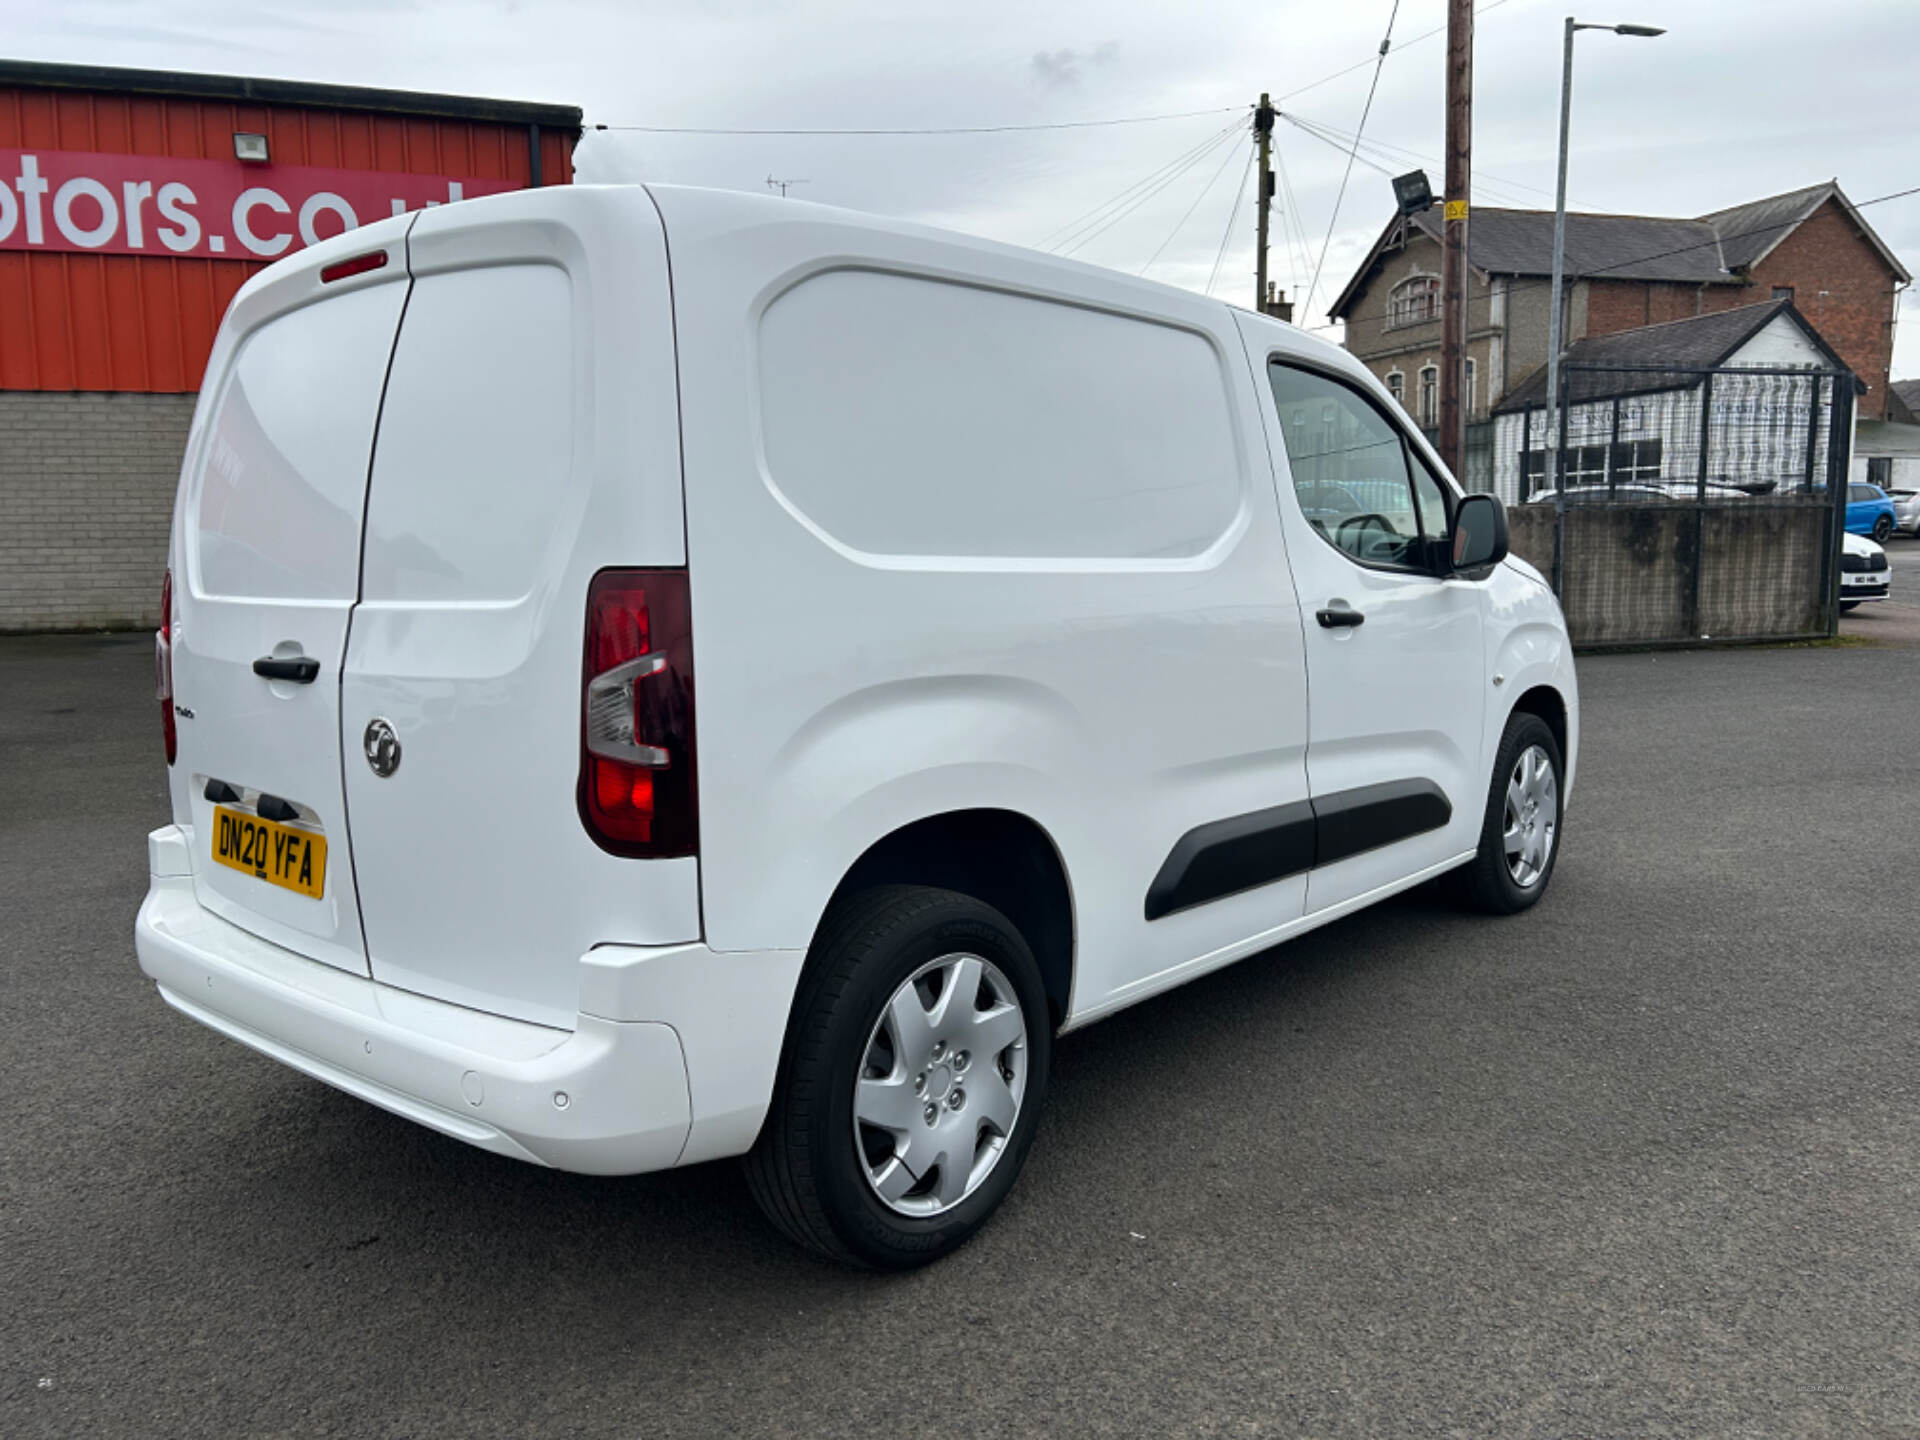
[1418,365,1438,427]
[1867,457,1892,487]
[1386,275,1440,330]
[1465,358,1477,419]
[1521,449,1548,496]
[1772,286,1795,302]
[1386,370,1405,407]
[1563,445,1609,486]
[1521,440,1663,494]
[1610,439,1663,483]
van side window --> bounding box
[1266,362,1433,571]
[1406,447,1452,567]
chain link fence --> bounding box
[1482,363,1854,648]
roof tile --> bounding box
[1493,300,1813,411]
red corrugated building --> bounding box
[0,59,581,629]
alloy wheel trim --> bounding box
[851,952,1029,1218]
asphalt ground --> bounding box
[1842,532,1920,646]
[4,632,1917,1439]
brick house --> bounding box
[1328,182,1910,426]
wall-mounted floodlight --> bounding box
[1392,169,1434,218]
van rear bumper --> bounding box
[135,826,803,1175]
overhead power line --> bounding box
[1283,112,1397,179]
[1142,126,1254,275]
[1272,135,1315,298]
[1282,110,1571,212]
[1206,148,1258,297]
[1278,0,1515,103]
[1034,115,1248,251]
[1058,124,1244,258]
[1294,181,1920,333]
[590,105,1245,137]
[1575,182,1920,281]
[1305,0,1403,322]
[1291,114,1548,203]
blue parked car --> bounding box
[1848,482,1897,541]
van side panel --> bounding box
[652,186,1313,1020]
[340,188,698,1030]
[756,268,1243,561]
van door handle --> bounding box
[1315,605,1366,629]
[253,655,321,683]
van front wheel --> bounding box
[1453,711,1564,914]
[745,885,1052,1269]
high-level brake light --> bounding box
[319,250,389,284]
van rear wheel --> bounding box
[745,885,1051,1269]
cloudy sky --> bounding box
[17,0,1920,376]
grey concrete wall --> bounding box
[0,391,194,632]
[1506,499,1830,648]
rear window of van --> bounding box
[193,284,406,600]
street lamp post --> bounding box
[1545,17,1665,530]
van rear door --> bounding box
[339,188,700,1031]
[169,224,412,976]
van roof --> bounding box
[631,181,1351,363]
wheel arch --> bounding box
[810,808,1076,1030]
[1507,683,1569,766]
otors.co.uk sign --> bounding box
[0,148,522,261]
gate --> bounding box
[1486,362,1855,649]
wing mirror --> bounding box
[1451,493,1509,572]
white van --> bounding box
[137,184,1577,1268]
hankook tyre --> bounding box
[745,886,1052,1269]
[1454,711,1564,914]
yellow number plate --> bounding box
[211,804,327,900]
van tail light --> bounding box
[157,569,177,766]
[579,569,697,857]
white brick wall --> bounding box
[0,392,196,632]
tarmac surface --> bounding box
[4,632,1917,1438]
[1842,531,1920,646]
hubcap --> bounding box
[1502,743,1559,889]
[853,953,1028,1217]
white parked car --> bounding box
[136,185,1578,1268]
[1523,482,1760,504]
[1840,531,1892,609]
[1889,487,1920,536]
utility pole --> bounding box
[1439,0,1473,481]
[1253,94,1274,316]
